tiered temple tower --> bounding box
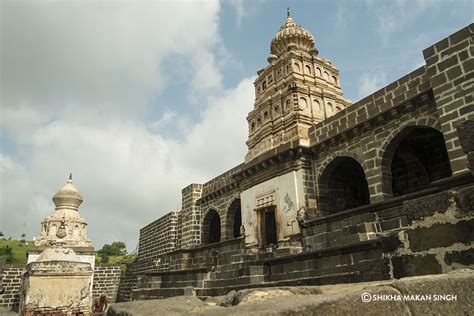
[28,175,95,267]
[246,8,351,162]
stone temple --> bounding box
[117,14,473,301]
[0,10,473,313]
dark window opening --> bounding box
[209,213,221,244]
[227,199,242,239]
[203,209,221,245]
[389,127,452,196]
[318,157,370,214]
[233,208,242,238]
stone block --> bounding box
[392,254,441,279]
[403,191,452,219]
[444,249,474,266]
[406,220,474,252]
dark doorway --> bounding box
[259,208,277,248]
[318,157,370,214]
[264,210,277,245]
[385,127,452,197]
[227,199,242,239]
[209,213,221,244]
[233,208,242,238]
[202,209,221,245]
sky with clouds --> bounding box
[1,0,472,251]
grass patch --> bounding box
[0,239,33,264]
[95,255,136,264]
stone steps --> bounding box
[195,271,360,297]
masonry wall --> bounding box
[0,264,23,310]
[179,184,203,249]
[92,264,122,303]
[423,23,474,175]
[138,212,179,263]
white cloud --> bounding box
[0,1,255,250]
[230,0,246,30]
[365,0,441,37]
[0,78,254,250]
[358,70,387,99]
[0,1,222,119]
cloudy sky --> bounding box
[1,0,472,251]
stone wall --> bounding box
[0,264,23,310]
[0,263,124,309]
[179,184,203,249]
[92,264,122,303]
[301,179,474,278]
[138,212,179,263]
[423,24,474,175]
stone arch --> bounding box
[202,209,221,245]
[224,198,242,239]
[294,62,301,72]
[316,67,322,77]
[73,224,79,238]
[324,71,330,81]
[299,97,308,109]
[285,99,291,111]
[313,99,322,112]
[305,65,312,74]
[380,124,452,197]
[317,156,370,214]
[327,101,334,114]
[49,224,57,236]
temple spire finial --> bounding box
[287,7,291,18]
[67,173,73,184]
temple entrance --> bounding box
[258,207,277,248]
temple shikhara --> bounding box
[0,9,472,315]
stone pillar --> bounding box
[179,183,203,249]
[423,24,474,175]
[457,119,474,174]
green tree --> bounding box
[98,241,127,257]
[0,245,14,263]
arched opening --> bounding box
[49,224,57,236]
[382,126,452,197]
[316,67,322,77]
[299,97,308,109]
[226,199,242,239]
[202,209,221,245]
[318,157,370,214]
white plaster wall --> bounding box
[27,253,95,269]
[240,170,305,247]
[27,253,96,299]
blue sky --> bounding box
[1,0,472,250]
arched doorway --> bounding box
[226,199,242,239]
[202,209,221,244]
[382,126,452,197]
[318,157,370,214]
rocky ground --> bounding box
[107,269,473,315]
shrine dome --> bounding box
[52,174,83,211]
[270,8,316,57]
